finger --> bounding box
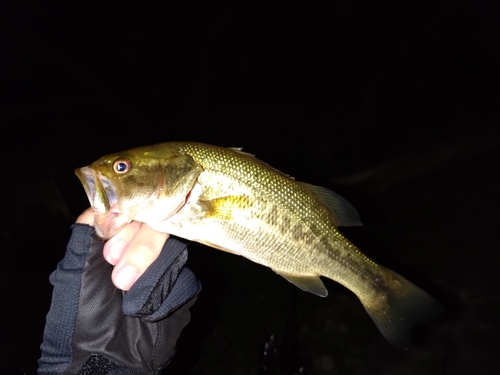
[112,225,169,291]
[103,221,142,265]
[75,208,94,225]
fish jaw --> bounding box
[75,167,112,212]
[91,210,130,239]
[75,166,130,239]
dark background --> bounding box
[1,1,499,374]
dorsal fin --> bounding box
[228,147,252,157]
[299,182,362,227]
[227,147,294,179]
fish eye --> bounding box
[112,158,132,174]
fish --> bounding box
[75,141,442,349]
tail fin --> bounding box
[361,271,443,350]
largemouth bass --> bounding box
[75,141,441,349]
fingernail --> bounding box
[114,265,139,291]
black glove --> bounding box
[38,224,201,375]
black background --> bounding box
[1,1,499,374]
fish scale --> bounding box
[170,143,343,270]
[76,141,443,349]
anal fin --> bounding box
[274,271,328,297]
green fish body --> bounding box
[75,142,442,349]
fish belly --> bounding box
[150,173,321,277]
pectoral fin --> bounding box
[199,195,253,219]
[274,271,328,297]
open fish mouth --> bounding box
[75,167,118,214]
[75,166,128,239]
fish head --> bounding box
[75,144,203,239]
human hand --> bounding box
[39,209,200,374]
[76,208,169,290]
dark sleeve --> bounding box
[38,224,200,375]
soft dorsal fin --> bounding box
[299,182,362,227]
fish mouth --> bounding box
[75,166,124,239]
[75,167,118,213]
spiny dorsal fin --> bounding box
[228,147,253,157]
[227,147,294,179]
[299,182,362,227]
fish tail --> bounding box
[360,270,443,350]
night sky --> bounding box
[1,1,499,374]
